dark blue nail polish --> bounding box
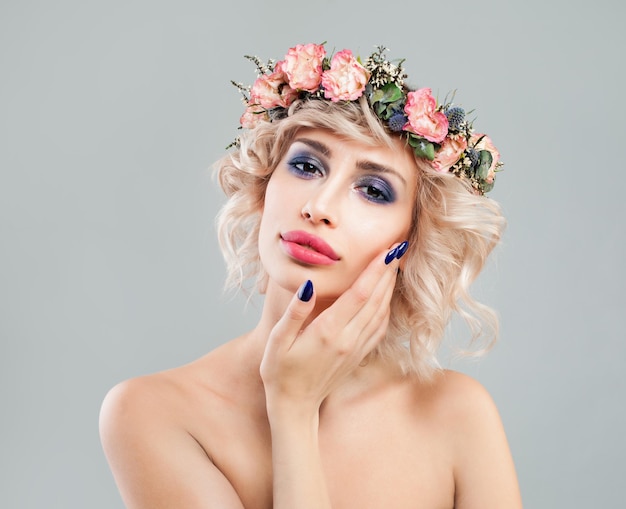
[297,279,314,302]
[384,247,398,265]
[395,241,409,260]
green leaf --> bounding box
[379,104,396,121]
[408,136,435,160]
[481,180,494,194]
[407,135,420,148]
[389,98,405,111]
[380,82,403,103]
[476,150,493,180]
[371,89,385,104]
[375,102,386,116]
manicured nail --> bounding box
[297,279,314,302]
[395,241,409,260]
[384,247,398,265]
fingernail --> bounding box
[384,247,398,265]
[395,241,409,260]
[297,279,314,302]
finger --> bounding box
[267,279,317,353]
[344,239,409,343]
[313,241,405,358]
[333,241,407,328]
[359,271,396,354]
[343,259,397,350]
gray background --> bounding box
[1,0,624,507]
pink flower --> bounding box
[403,88,449,143]
[430,135,468,173]
[249,61,298,110]
[283,43,326,92]
[471,133,500,183]
[240,104,268,129]
[321,49,370,102]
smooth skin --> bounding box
[100,130,522,508]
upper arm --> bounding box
[445,373,523,509]
[99,378,245,509]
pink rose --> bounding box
[321,49,370,102]
[240,104,268,129]
[471,133,500,183]
[430,135,468,173]
[283,43,326,92]
[403,88,448,143]
[249,61,298,109]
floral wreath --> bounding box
[230,43,503,195]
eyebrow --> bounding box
[296,137,332,157]
[294,137,408,186]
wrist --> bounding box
[265,395,320,429]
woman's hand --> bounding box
[260,241,408,415]
[260,242,408,509]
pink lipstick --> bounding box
[280,230,340,266]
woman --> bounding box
[100,43,522,508]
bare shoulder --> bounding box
[99,371,181,436]
[426,370,502,423]
[99,356,246,509]
[100,337,248,432]
[99,341,243,458]
[421,370,523,509]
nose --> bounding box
[301,183,340,227]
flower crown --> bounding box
[230,43,503,195]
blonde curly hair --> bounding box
[214,97,505,380]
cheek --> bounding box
[261,176,287,226]
[263,171,301,216]
[343,210,412,271]
[258,180,281,251]
[258,173,303,255]
[351,204,413,243]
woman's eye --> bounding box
[288,156,324,178]
[355,177,395,204]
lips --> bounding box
[280,230,340,265]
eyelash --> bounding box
[355,177,395,203]
[288,155,324,179]
[286,153,396,204]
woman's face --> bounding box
[258,128,418,300]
